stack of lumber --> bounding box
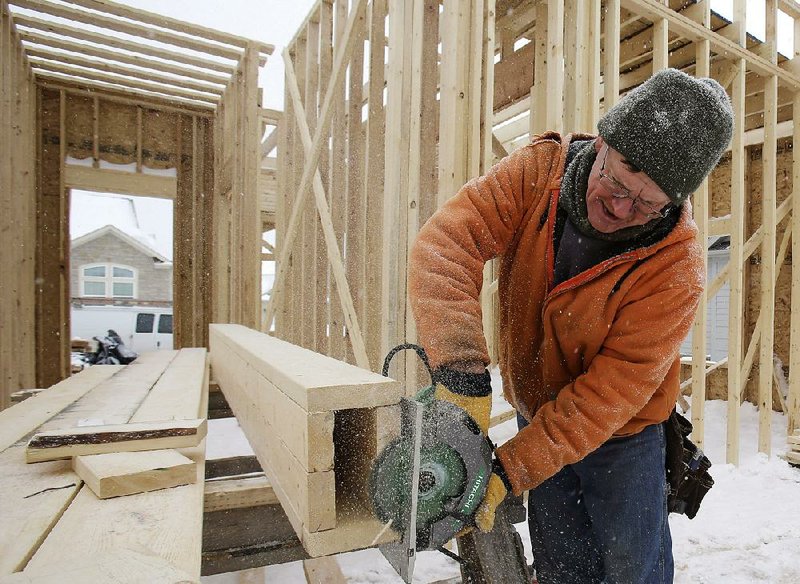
[788,431,800,466]
[0,348,209,583]
[209,324,404,558]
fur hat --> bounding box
[597,68,733,205]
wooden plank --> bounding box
[210,324,401,412]
[363,0,387,372]
[726,1,747,466]
[789,28,800,434]
[0,550,195,583]
[73,449,196,499]
[18,30,230,85]
[546,0,564,131]
[11,14,235,74]
[204,474,278,512]
[758,71,778,454]
[34,70,216,110]
[25,49,225,95]
[0,365,123,453]
[210,332,335,472]
[10,0,243,60]
[29,56,220,103]
[131,348,207,423]
[303,556,346,584]
[63,165,177,199]
[603,0,621,112]
[690,0,710,448]
[0,351,176,576]
[26,418,207,463]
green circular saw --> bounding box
[369,346,493,552]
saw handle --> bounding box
[382,343,434,381]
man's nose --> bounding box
[609,194,636,217]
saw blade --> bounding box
[376,397,423,583]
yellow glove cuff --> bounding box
[434,383,492,434]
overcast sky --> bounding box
[109,0,319,110]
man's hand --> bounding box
[474,459,513,533]
[432,367,492,434]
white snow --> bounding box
[202,375,800,584]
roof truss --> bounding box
[7,0,275,111]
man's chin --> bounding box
[587,212,621,234]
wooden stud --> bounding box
[787,20,800,436]
[726,0,747,466]
[364,0,388,373]
[603,0,620,113]
[546,0,564,132]
[689,0,710,447]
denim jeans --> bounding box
[518,415,673,584]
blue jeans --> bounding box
[518,415,673,584]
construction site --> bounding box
[1,0,800,582]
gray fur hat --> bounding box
[597,68,733,205]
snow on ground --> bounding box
[203,373,800,584]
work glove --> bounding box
[432,368,493,434]
[474,458,513,533]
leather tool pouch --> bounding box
[665,408,714,519]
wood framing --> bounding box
[209,324,403,557]
[0,0,269,404]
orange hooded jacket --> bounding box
[408,132,704,495]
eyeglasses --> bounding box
[598,148,672,220]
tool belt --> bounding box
[664,408,714,519]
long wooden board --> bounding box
[209,324,402,411]
[26,418,207,463]
[0,365,123,452]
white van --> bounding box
[71,305,173,352]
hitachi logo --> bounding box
[462,473,485,512]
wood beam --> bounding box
[34,70,216,110]
[64,166,177,199]
[25,47,225,95]
[29,57,219,103]
[10,0,244,60]
[12,14,236,74]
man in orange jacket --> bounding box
[409,69,733,583]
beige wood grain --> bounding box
[210,324,401,412]
[26,418,206,463]
[73,449,196,499]
[0,366,123,453]
[204,474,277,512]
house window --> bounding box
[80,263,137,298]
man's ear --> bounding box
[595,135,604,153]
